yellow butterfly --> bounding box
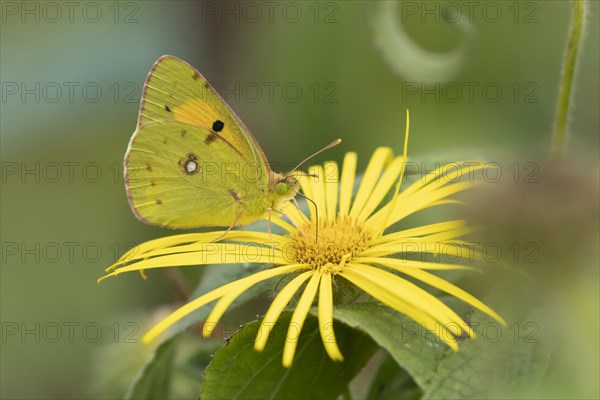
[125,55,339,231]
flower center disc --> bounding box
[290,215,372,273]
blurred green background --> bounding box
[1,1,598,398]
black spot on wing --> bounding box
[165,105,171,112]
[212,120,224,132]
[181,129,187,137]
[156,199,162,205]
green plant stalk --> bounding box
[551,0,587,163]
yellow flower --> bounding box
[100,115,504,367]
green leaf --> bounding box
[333,299,551,399]
[422,309,551,400]
[201,312,378,399]
[367,353,422,400]
[333,302,457,388]
[126,334,181,400]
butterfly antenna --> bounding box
[290,173,318,179]
[287,139,342,176]
[297,192,319,242]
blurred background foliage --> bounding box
[1,1,598,398]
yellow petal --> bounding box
[357,156,404,221]
[318,272,344,361]
[368,257,505,324]
[418,227,478,243]
[377,110,410,233]
[298,174,314,206]
[281,200,309,228]
[142,264,305,344]
[402,162,487,199]
[360,237,473,259]
[254,271,313,351]
[367,162,486,229]
[355,257,477,271]
[202,269,306,337]
[395,181,477,222]
[282,272,322,367]
[350,147,393,218]
[309,165,327,220]
[117,232,223,264]
[100,245,292,282]
[338,152,357,215]
[324,161,339,219]
[347,263,474,338]
[430,199,464,207]
[108,231,291,272]
[372,220,467,245]
[340,267,460,350]
[270,216,296,233]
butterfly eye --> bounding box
[276,182,289,195]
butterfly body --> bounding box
[125,55,299,229]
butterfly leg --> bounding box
[210,211,243,243]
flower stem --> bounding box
[165,268,189,302]
[551,0,587,163]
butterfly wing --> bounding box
[138,55,270,173]
[125,55,275,228]
[125,120,263,229]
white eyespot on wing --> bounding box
[179,153,201,176]
[185,160,198,174]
